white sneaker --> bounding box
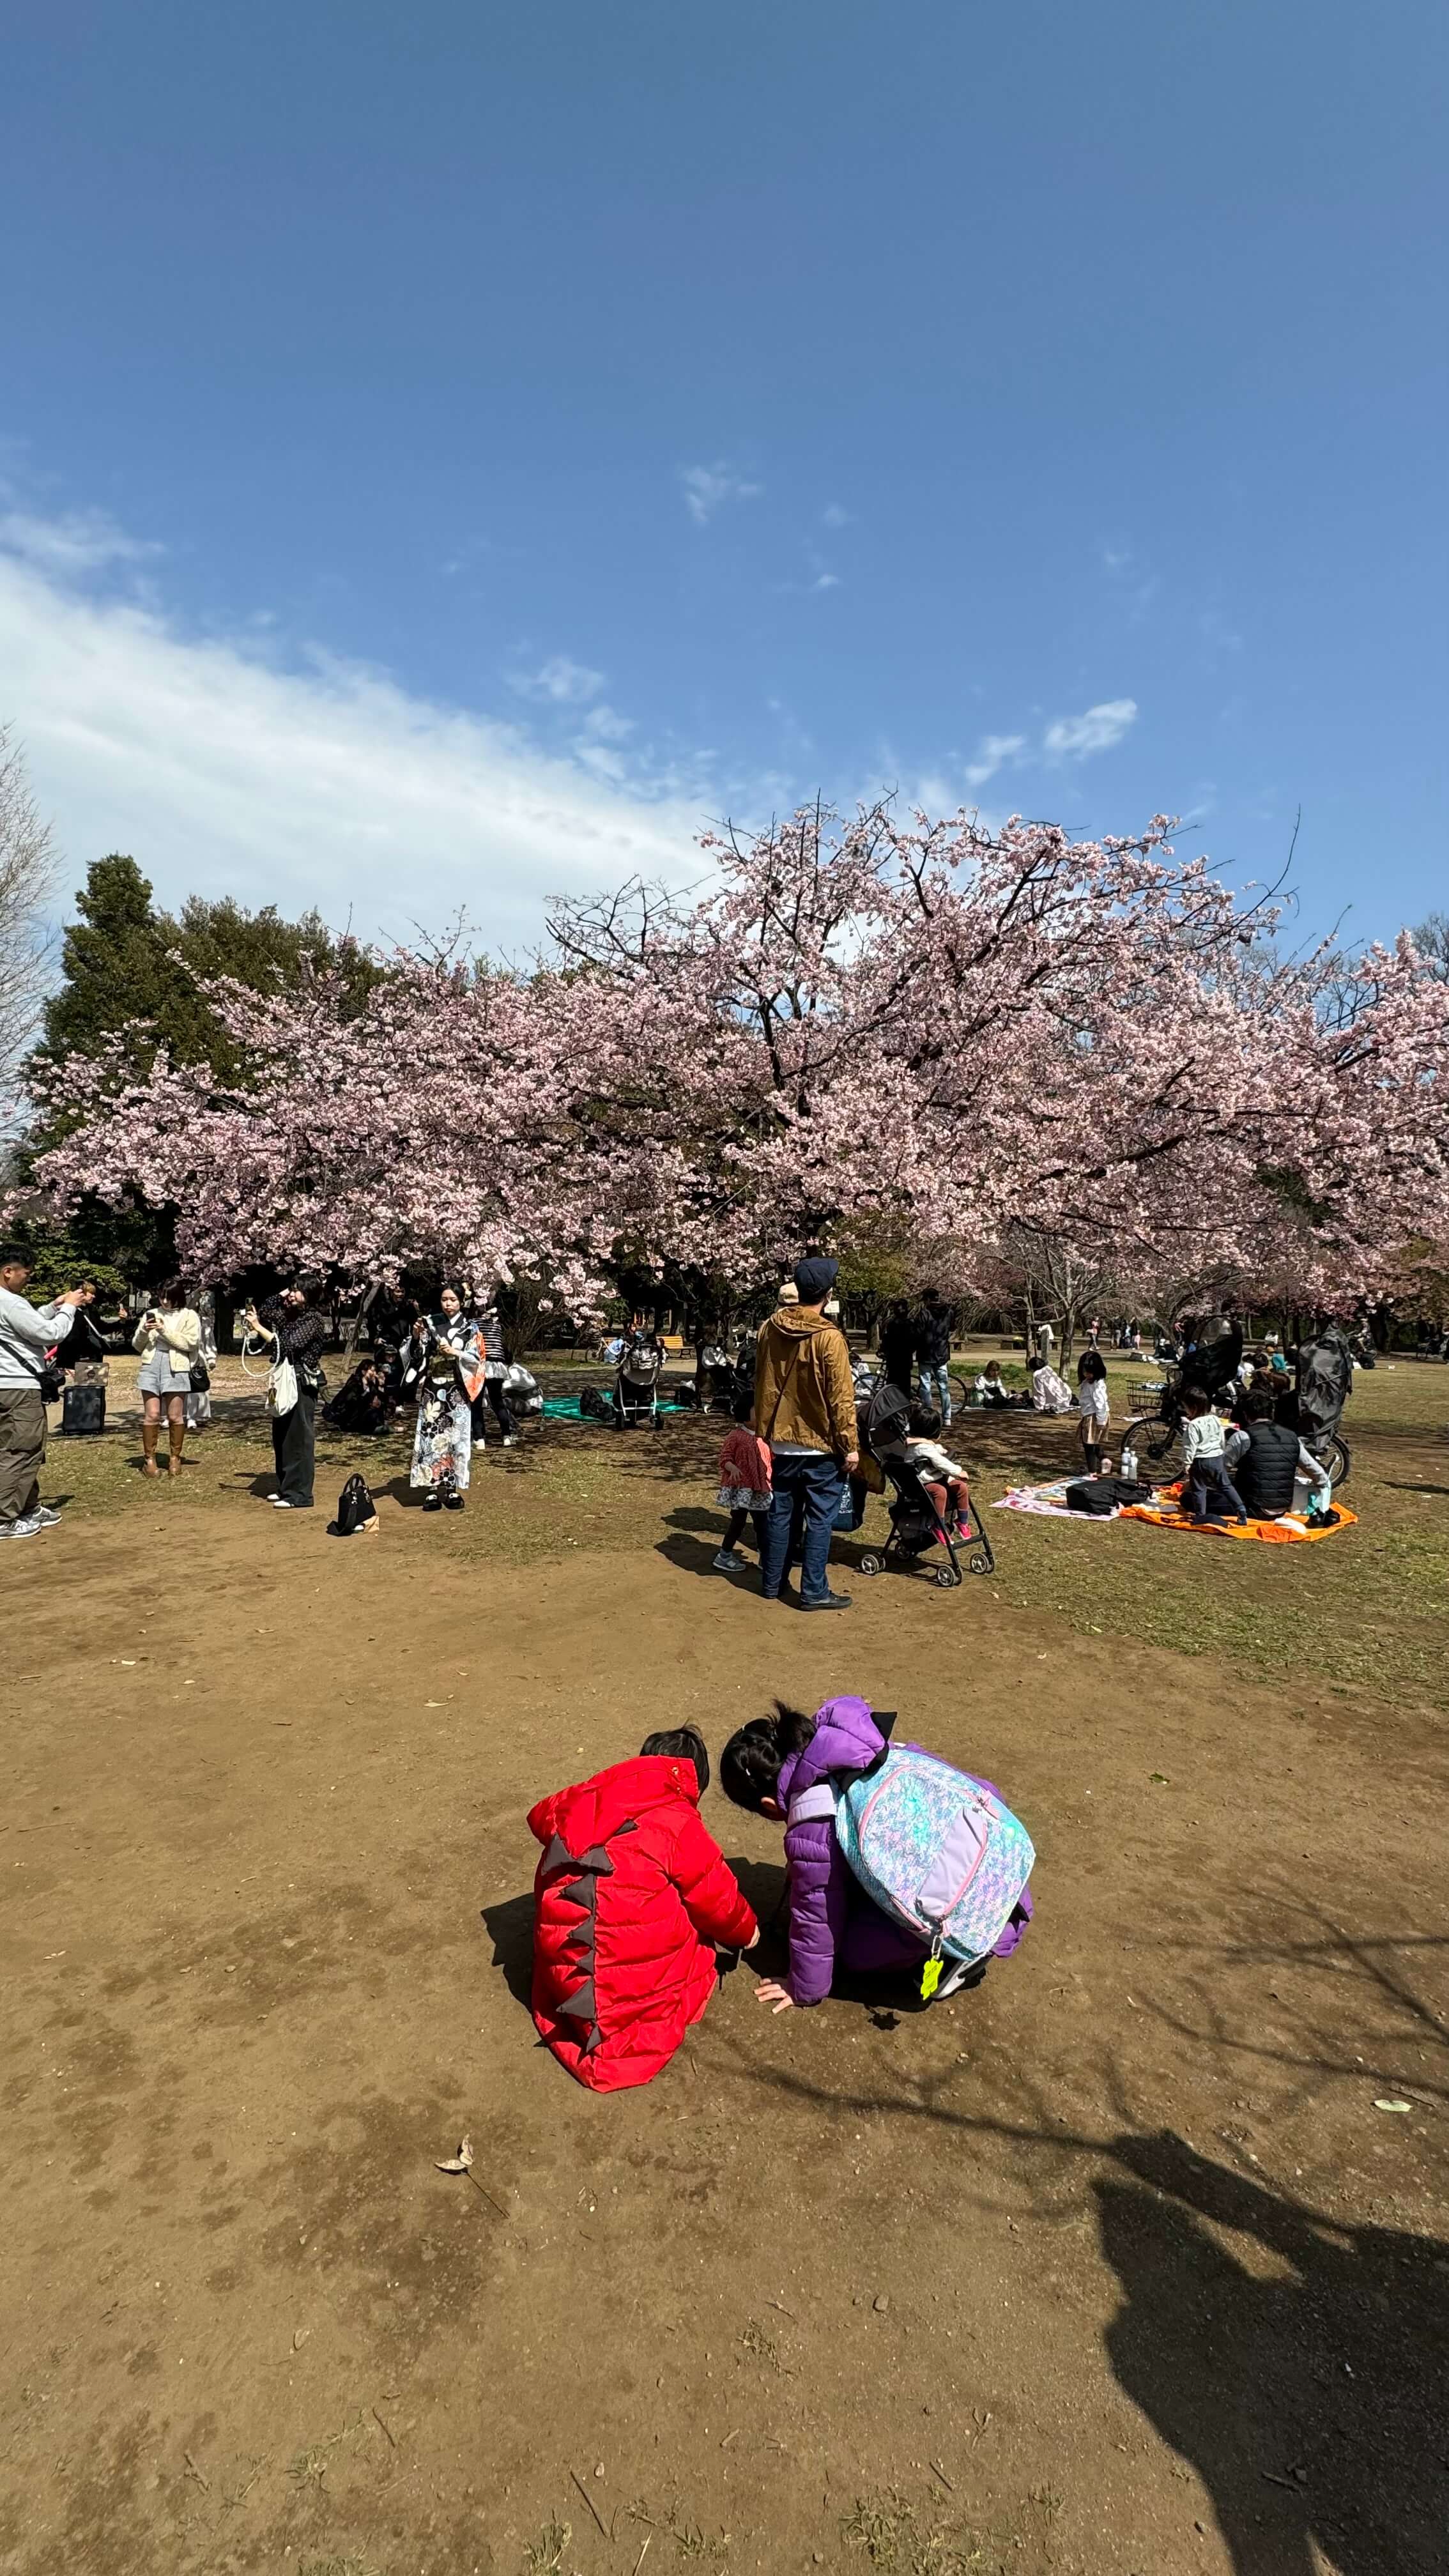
[270,1496,293,1509]
[32,1505,62,1527]
[502,1435,518,1448]
[712,1548,746,1572]
[0,1515,45,1540]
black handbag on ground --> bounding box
[334,1472,378,1535]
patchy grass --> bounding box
[48,1349,1449,1712]
[841,2487,1009,2575]
[627,2499,732,2561]
[522,2518,572,2573]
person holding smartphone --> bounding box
[132,1284,201,1478]
[246,1282,328,1509]
[0,1248,88,1537]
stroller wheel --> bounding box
[935,1564,963,1589]
[859,1552,881,1578]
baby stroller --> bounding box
[615,1328,665,1428]
[855,1379,996,1590]
[503,1361,543,1419]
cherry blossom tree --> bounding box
[16,802,1449,1315]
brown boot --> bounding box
[141,1423,160,1477]
[168,1422,186,1478]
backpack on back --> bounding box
[335,1471,378,1535]
[795,1747,1034,1966]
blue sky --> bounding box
[2,1,1445,950]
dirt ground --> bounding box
[3,1356,1447,2576]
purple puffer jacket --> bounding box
[777,1696,1033,2006]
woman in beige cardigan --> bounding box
[133,1287,202,1478]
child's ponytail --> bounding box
[719,1702,816,1813]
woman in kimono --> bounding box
[406,1285,484,1512]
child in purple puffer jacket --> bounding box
[719,1696,1032,2012]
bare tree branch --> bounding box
[0,724,59,1140]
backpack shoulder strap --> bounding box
[762,1335,803,1441]
[786,1782,839,1827]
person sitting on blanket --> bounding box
[1031,1361,1074,1413]
[1223,1383,1331,1522]
[1179,1388,1248,1524]
[974,1360,1029,1409]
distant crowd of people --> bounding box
[0,1233,1396,1555]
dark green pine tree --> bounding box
[18,855,383,1284]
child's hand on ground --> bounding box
[755,1979,794,2014]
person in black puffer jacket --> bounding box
[1223,1384,1331,1521]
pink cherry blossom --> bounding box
[19,806,1449,1317]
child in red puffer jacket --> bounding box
[528,1727,758,2092]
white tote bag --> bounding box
[267,1356,298,1416]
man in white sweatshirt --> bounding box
[0,1246,87,1539]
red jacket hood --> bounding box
[528,1754,701,1849]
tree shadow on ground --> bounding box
[1096,2130,1447,2575]
[708,1899,1449,2574]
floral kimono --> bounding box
[409,1317,485,1492]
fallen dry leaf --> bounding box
[435,2136,475,2173]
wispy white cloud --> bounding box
[821,502,852,530]
[1043,698,1138,759]
[0,507,161,577]
[581,704,634,743]
[964,732,1027,790]
[811,572,840,593]
[507,653,606,705]
[0,513,711,950]
[680,461,763,526]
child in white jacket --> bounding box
[894,1404,972,1533]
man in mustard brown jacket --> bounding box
[753,1256,859,1610]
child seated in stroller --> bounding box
[857,1379,993,1582]
[886,1403,973,1535]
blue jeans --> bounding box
[918,1363,952,1425]
[761,1451,846,1603]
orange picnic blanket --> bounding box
[1121,1485,1357,1545]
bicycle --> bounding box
[1305,1425,1351,1491]
[1118,1376,1184,1489]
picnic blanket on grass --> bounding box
[995,1478,1359,1545]
[1122,1485,1358,1545]
[542,1395,689,1421]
